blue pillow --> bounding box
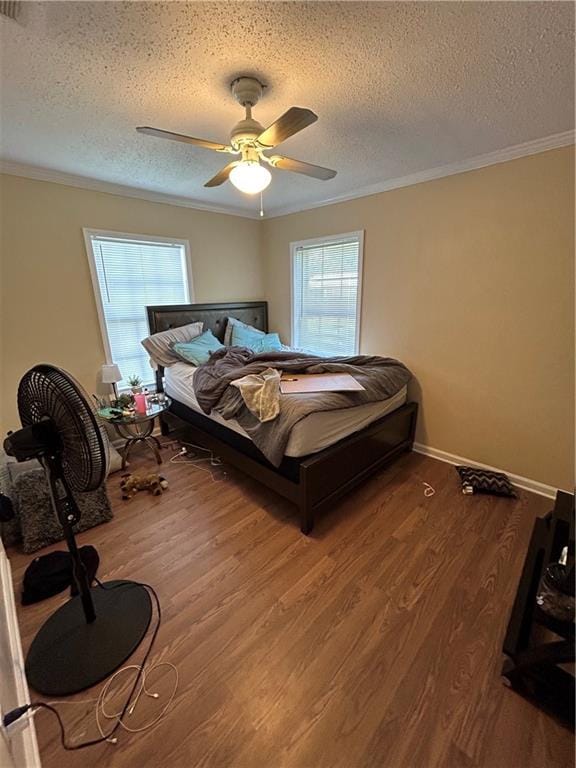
[230,322,265,349]
[231,322,282,353]
[250,333,283,353]
[224,316,264,346]
[171,330,224,365]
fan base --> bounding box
[25,580,152,696]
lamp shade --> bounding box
[229,161,271,195]
[101,363,122,384]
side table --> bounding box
[98,399,171,470]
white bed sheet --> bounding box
[164,362,408,458]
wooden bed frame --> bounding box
[147,301,418,534]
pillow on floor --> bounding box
[455,466,517,497]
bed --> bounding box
[147,301,418,534]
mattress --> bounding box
[164,362,408,459]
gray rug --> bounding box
[11,469,113,553]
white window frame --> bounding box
[290,230,364,354]
[83,228,194,367]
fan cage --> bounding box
[17,365,109,492]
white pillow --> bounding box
[141,321,203,367]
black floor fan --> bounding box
[4,364,152,696]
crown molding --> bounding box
[0,160,260,220]
[265,129,576,219]
[1,129,573,221]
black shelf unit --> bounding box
[502,490,575,729]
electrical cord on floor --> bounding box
[3,580,177,751]
[423,482,436,497]
[169,440,228,483]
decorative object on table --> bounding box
[21,546,99,605]
[115,392,135,410]
[455,465,516,497]
[134,392,148,414]
[536,562,575,624]
[3,363,153,695]
[98,398,171,469]
[92,394,108,409]
[101,362,123,402]
[99,397,136,420]
[120,472,169,500]
[127,374,143,394]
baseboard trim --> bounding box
[413,442,558,499]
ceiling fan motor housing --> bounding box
[231,76,264,107]
[229,77,266,150]
[230,117,265,150]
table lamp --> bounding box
[101,363,122,402]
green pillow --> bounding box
[171,330,224,365]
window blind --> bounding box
[88,234,190,388]
[292,234,362,356]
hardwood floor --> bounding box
[8,442,573,768]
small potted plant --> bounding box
[116,392,134,410]
[127,375,143,394]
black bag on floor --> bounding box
[21,546,99,605]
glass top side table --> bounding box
[98,398,171,470]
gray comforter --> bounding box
[193,348,412,466]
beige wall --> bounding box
[1,148,573,490]
[0,174,262,432]
[262,146,575,490]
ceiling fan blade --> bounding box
[204,162,238,187]
[268,155,336,181]
[136,126,232,153]
[257,107,318,148]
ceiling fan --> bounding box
[136,76,336,195]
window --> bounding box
[291,231,363,356]
[84,230,192,388]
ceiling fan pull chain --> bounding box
[260,191,264,218]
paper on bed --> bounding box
[280,373,365,394]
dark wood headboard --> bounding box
[146,300,268,391]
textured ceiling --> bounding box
[0,1,574,217]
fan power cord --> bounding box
[3,580,177,751]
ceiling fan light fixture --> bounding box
[229,160,271,195]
